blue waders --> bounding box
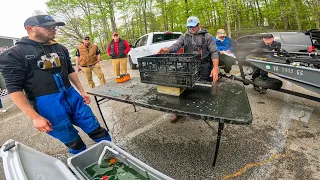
[35,73,111,154]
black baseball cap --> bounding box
[24,15,65,28]
[262,33,274,38]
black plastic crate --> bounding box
[137,54,201,87]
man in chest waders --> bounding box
[0,15,111,155]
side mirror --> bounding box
[129,44,135,48]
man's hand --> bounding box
[210,68,219,82]
[226,50,231,53]
[219,51,224,54]
[32,116,52,132]
[81,92,91,104]
[76,65,81,72]
[157,48,170,54]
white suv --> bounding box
[128,32,182,69]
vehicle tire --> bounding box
[254,77,283,90]
[129,56,137,69]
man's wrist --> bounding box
[29,112,41,121]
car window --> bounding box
[134,38,141,47]
[138,36,148,47]
[152,33,181,43]
[236,36,262,44]
[280,35,311,45]
[235,36,251,44]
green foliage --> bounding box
[100,53,111,61]
[46,0,320,47]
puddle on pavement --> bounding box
[84,157,149,180]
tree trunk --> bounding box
[279,0,288,31]
[211,0,217,26]
[249,1,257,26]
[185,0,189,19]
[293,0,301,31]
[143,0,148,34]
[314,0,320,28]
[255,0,263,26]
[224,0,231,37]
[158,0,167,31]
[106,0,117,32]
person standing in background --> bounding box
[107,32,131,83]
[76,36,106,88]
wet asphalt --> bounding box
[1,60,320,180]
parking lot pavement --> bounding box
[1,60,320,180]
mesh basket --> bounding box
[138,54,201,88]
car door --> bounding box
[130,35,149,64]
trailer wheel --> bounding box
[254,77,283,90]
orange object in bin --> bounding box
[109,158,116,164]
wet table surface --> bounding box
[88,78,253,125]
[87,77,154,104]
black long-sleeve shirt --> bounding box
[0,37,74,99]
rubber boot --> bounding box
[122,73,131,82]
[116,75,124,83]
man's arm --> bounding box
[9,91,52,132]
[157,34,185,54]
[107,44,111,56]
[97,54,101,62]
[75,48,80,72]
[62,46,87,100]
[68,72,90,104]
[123,40,131,54]
[207,34,219,82]
[96,45,101,62]
[168,34,185,53]
[0,53,51,132]
[273,41,281,50]
[76,56,80,66]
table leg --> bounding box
[238,61,249,85]
[133,104,137,112]
[94,96,109,131]
[212,122,225,167]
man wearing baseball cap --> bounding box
[214,29,236,73]
[75,35,106,88]
[157,16,219,122]
[251,33,281,94]
[0,15,111,154]
[107,32,131,83]
[158,16,219,82]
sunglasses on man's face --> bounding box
[113,34,118,37]
[187,24,199,29]
[84,38,90,40]
[35,25,57,30]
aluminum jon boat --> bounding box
[246,54,320,94]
